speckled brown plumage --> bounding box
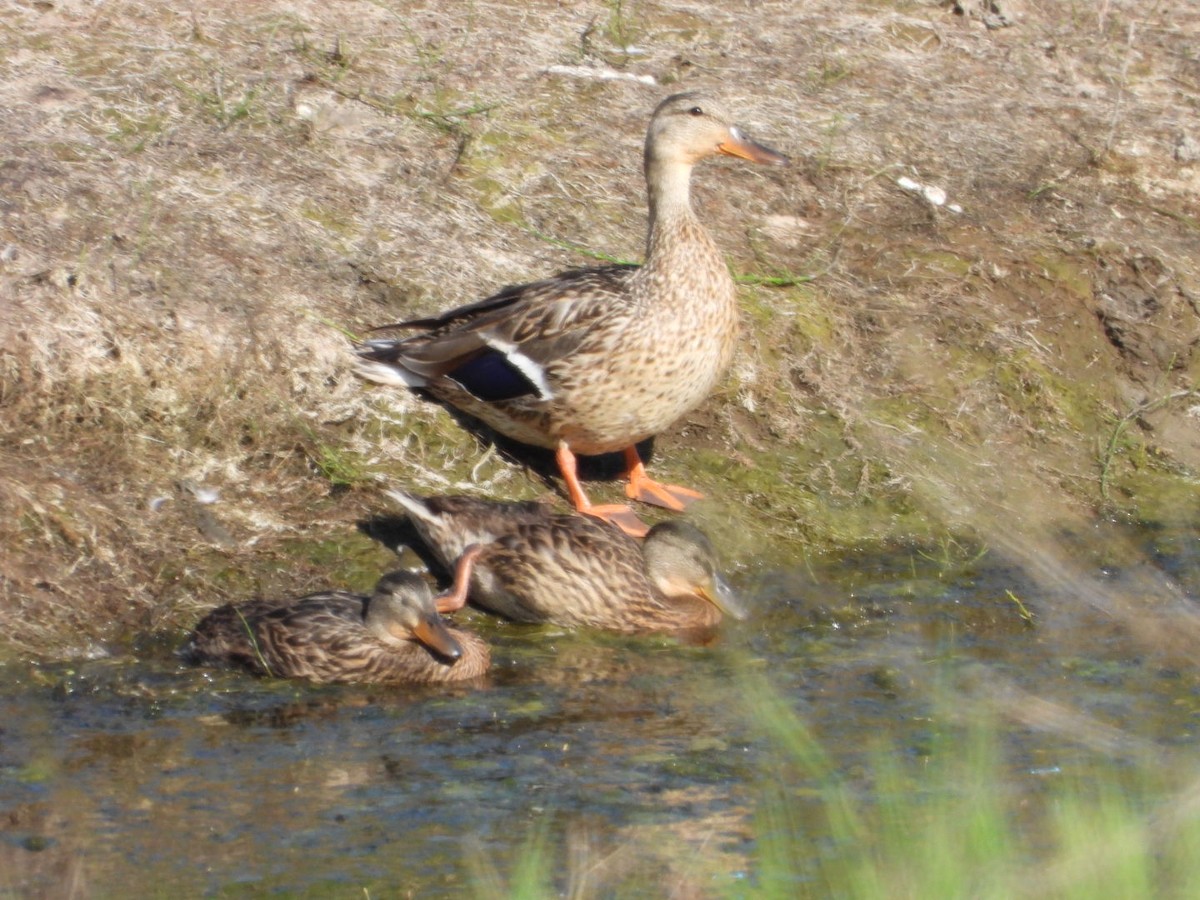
[357,93,787,532]
[180,571,490,685]
[389,492,747,635]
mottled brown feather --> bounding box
[181,573,489,685]
[390,492,739,635]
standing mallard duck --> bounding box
[388,491,747,635]
[180,568,489,685]
[356,92,788,535]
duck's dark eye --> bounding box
[688,106,704,116]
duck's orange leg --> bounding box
[434,544,482,614]
[622,446,704,511]
[556,442,649,537]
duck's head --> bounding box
[367,570,463,661]
[644,91,789,171]
[642,520,748,620]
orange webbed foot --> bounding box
[622,447,704,511]
[556,441,651,537]
[625,477,703,511]
[580,503,650,538]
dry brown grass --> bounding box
[1,0,1198,656]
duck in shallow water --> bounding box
[180,566,489,685]
[388,491,747,636]
[356,92,788,536]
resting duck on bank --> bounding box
[356,92,787,536]
[388,491,747,636]
[180,566,489,685]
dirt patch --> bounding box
[1093,253,1199,374]
[1,0,1198,656]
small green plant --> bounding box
[1005,589,1036,627]
[235,608,273,677]
[603,0,637,51]
[813,56,854,89]
[914,535,988,575]
[465,821,553,900]
[175,70,261,128]
[412,97,497,136]
[524,226,635,266]
[1098,387,1199,501]
[311,444,370,489]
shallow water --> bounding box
[3,523,1199,896]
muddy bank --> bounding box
[1,0,1198,655]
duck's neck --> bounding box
[639,591,723,631]
[364,600,396,644]
[365,628,490,684]
[642,158,711,269]
[406,629,491,682]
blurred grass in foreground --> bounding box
[473,674,1200,899]
[749,675,1200,899]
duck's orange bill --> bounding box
[718,127,789,166]
[698,574,749,621]
[409,613,463,661]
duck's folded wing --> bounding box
[360,265,639,401]
[386,264,638,332]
